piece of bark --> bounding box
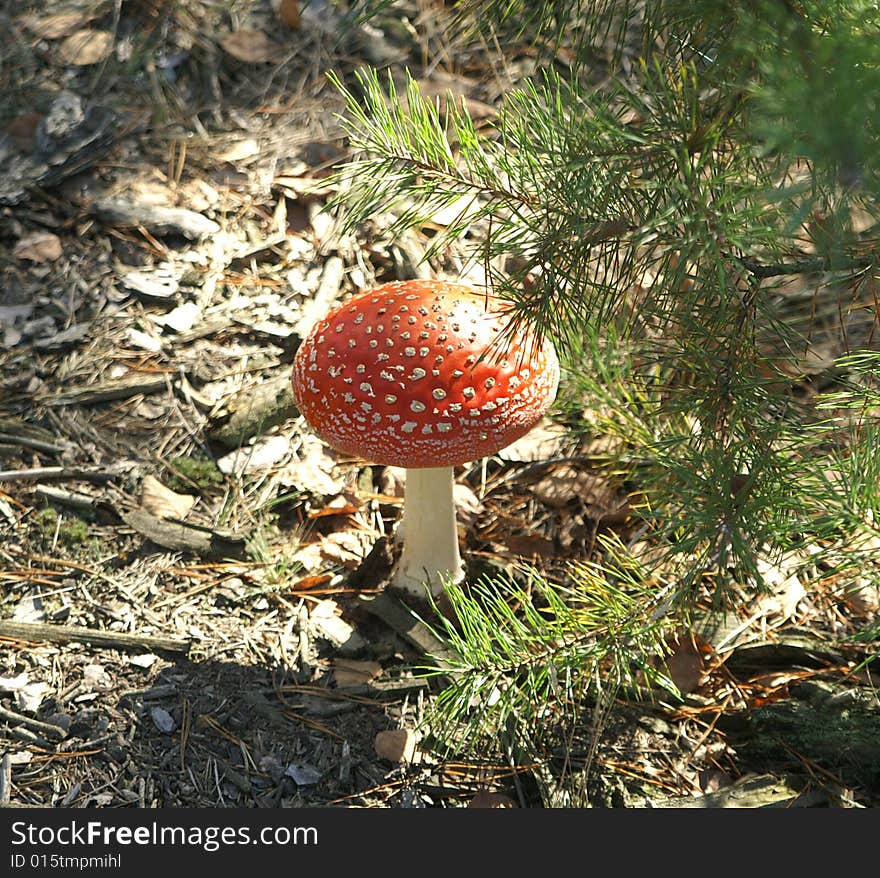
[120,508,247,559]
[208,372,298,449]
[49,375,169,406]
[357,590,454,663]
[92,197,220,239]
[0,620,190,653]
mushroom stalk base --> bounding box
[393,466,465,597]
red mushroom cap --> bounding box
[291,280,560,468]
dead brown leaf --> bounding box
[280,434,346,498]
[319,531,373,569]
[13,231,63,263]
[216,139,261,163]
[291,573,332,591]
[307,495,361,519]
[499,418,566,462]
[506,533,556,559]
[374,729,418,763]
[333,658,382,688]
[532,463,622,517]
[278,0,302,29]
[25,12,95,39]
[57,29,114,66]
[662,634,709,695]
[140,475,196,519]
[219,29,283,63]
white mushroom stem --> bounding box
[393,466,466,597]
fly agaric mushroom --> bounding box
[291,279,559,597]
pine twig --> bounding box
[0,620,191,654]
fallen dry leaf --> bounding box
[278,0,301,29]
[844,578,880,617]
[292,542,325,573]
[280,433,346,497]
[217,434,290,476]
[375,729,418,763]
[292,573,332,591]
[140,474,196,519]
[532,463,621,516]
[216,139,261,163]
[319,530,373,568]
[453,482,484,525]
[753,551,808,622]
[662,634,709,695]
[219,29,283,63]
[57,29,114,66]
[307,494,361,519]
[13,231,63,263]
[506,533,556,559]
[498,418,566,462]
[333,658,382,688]
[25,12,95,39]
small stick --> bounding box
[0,753,11,805]
[0,705,67,742]
[0,467,119,484]
[0,620,191,654]
[5,726,53,750]
[0,433,67,454]
[33,485,98,510]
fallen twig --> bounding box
[0,753,11,805]
[48,375,170,406]
[33,485,99,510]
[0,705,67,742]
[0,620,191,654]
[0,433,68,455]
[0,467,119,483]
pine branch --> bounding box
[419,553,678,758]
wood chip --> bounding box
[93,198,220,239]
[332,658,382,688]
[120,508,247,560]
[13,231,63,262]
